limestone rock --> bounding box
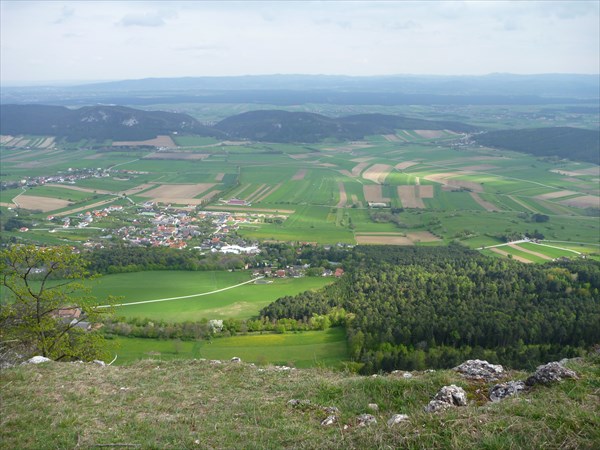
[526,361,578,386]
[425,385,467,413]
[321,415,337,426]
[357,414,377,427]
[403,372,413,379]
[387,414,409,426]
[323,406,340,414]
[21,356,52,365]
[367,403,379,411]
[454,359,504,381]
[489,381,526,402]
[287,399,311,408]
[230,357,241,363]
[92,360,106,366]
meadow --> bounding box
[89,270,333,322]
[110,327,349,367]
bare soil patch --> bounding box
[0,135,15,144]
[39,137,55,148]
[364,185,389,203]
[113,135,176,148]
[337,182,347,208]
[0,202,17,208]
[14,195,72,212]
[143,152,209,160]
[535,190,579,200]
[292,169,307,181]
[418,185,434,198]
[508,196,538,213]
[395,161,419,170]
[414,130,446,139]
[44,184,113,195]
[123,183,157,196]
[244,184,268,202]
[508,244,552,260]
[355,234,413,245]
[139,184,215,200]
[470,192,498,212]
[362,164,393,184]
[425,173,484,193]
[559,195,600,209]
[338,170,353,178]
[351,157,374,163]
[398,186,425,209]
[489,247,532,264]
[351,162,370,177]
[215,173,225,181]
[406,231,441,242]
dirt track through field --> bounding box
[337,182,347,207]
[508,244,552,260]
[489,247,532,263]
[470,193,498,211]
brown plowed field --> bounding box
[292,169,307,180]
[489,247,532,263]
[362,164,393,184]
[143,152,209,160]
[113,135,176,148]
[395,161,419,170]
[15,195,72,212]
[337,182,347,207]
[398,186,424,209]
[559,195,600,209]
[364,185,389,203]
[535,190,578,200]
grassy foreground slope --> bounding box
[2,355,598,449]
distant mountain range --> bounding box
[2,74,598,106]
[0,104,477,143]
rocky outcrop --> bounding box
[526,361,578,386]
[425,385,467,412]
[489,381,526,402]
[454,359,504,381]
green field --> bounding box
[89,271,333,321]
[111,327,349,367]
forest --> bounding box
[261,245,600,373]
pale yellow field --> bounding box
[139,183,215,200]
[113,135,176,148]
[362,164,393,184]
[14,195,72,212]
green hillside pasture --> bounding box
[90,271,333,321]
[518,242,583,259]
[423,187,486,211]
[22,185,95,202]
[0,188,23,204]
[75,177,145,192]
[111,327,349,368]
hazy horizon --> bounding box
[2,1,599,85]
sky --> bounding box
[1,0,599,85]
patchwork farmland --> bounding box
[2,125,599,256]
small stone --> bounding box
[357,414,377,427]
[371,374,378,378]
[403,372,413,379]
[387,414,409,426]
[323,406,340,414]
[92,360,106,366]
[367,403,379,411]
[424,400,453,413]
[210,360,222,365]
[489,381,526,402]
[230,357,241,363]
[433,385,467,406]
[287,399,311,408]
[321,415,337,426]
[21,356,52,365]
